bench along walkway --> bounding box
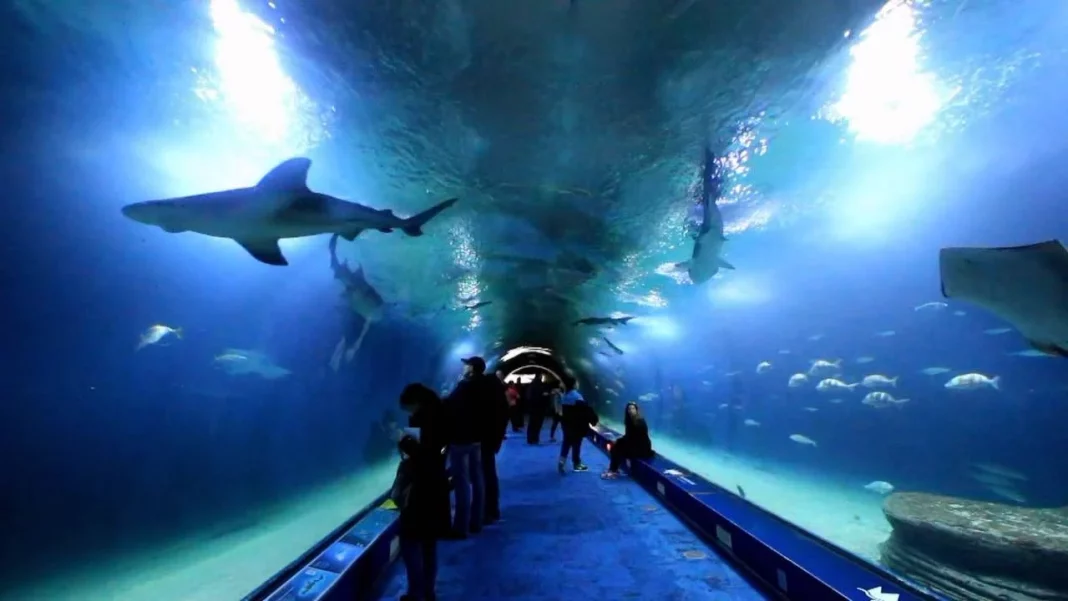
[373,430,767,600]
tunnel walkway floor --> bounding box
[374,427,768,600]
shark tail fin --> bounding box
[400,198,459,236]
[173,327,183,340]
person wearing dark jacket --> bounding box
[557,377,598,474]
[480,368,510,523]
[525,374,551,444]
[601,401,654,479]
[548,385,563,442]
[506,382,522,431]
[443,357,487,537]
[396,383,451,601]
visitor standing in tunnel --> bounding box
[395,383,451,601]
[505,378,523,433]
[557,376,597,474]
[443,357,486,538]
[602,401,654,479]
[481,367,510,524]
[525,373,551,444]
[548,383,563,442]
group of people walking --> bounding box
[390,356,509,601]
[389,359,655,601]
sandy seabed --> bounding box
[5,432,892,601]
[646,433,893,563]
[2,463,395,601]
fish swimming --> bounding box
[214,349,291,380]
[329,234,384,364]
[863,480,894,495]
[861,374,898,388]
[675,146,735,285]
[816,378,857,393]
[121,158,459,266]
[914,302,947,311]
[136,324,182,351]
[808,359,841,376]
[465,301,492,310]
[862,391,909,408]
[940,240,1068,358]
[573,315,635,327]
[944,373,1000,390]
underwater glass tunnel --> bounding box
[2,0,1068,600]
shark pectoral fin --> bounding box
[236,238,288,266]
[718,258,736,270]
[674,261,690,271]
[256,158,311,192]
[1028,339,1068,358]
[340,228,364,242]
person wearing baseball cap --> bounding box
[458,356,509,524]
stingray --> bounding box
[940,240,1068,358]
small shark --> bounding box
[213,349,291,380]
[121,158,458,266]
[573,315,634,327]
[676,146,735,284]
[940,240,1068,358]
[329,234,385,366]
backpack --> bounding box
[390,458,415,510]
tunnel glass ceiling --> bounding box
[30,0,1061,360]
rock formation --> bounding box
[880,491,1068,601]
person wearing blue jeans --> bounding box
[448,442,484,536]
[557,377,596,474]
[443,356,488,538]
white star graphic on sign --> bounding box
[857,586,899,601]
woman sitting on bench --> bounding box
[602,401,654,479]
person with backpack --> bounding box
[556,376,598,474]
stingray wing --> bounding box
[940,240,1068,356]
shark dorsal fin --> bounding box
[257,158,312,191]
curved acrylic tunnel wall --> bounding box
[0,251,447,601]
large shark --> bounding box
[328,234,385,369]
[676,146,735,285]
[121,158,458,266]
[940,239,1068,358]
